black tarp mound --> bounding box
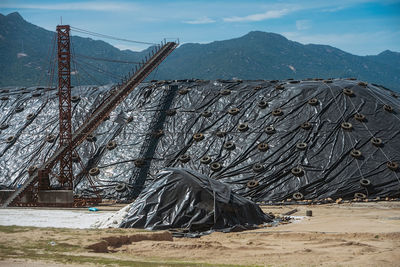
[152,79,400,203]
[1,79,400,203]
[119,168,273,232]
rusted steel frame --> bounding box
[57,25,73,189]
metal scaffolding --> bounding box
[57,25,73,188]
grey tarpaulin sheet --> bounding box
[0,78,399,202]
[120,168,273,234]
[0,83,159,197]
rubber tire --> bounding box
[106,141,117,150]
[272,108,283,116]
[265,126,275,134]
[296,142,307,150]
[252,163,264,173]
[216,130,226,138]
[237,123,249,132]
[193,133,205,142]
[301,122,312,130]
[343,88,354,96]
[224,141,236,151]
[291,167,304,177]
[308,98,318,105]
[179,154,190,163]
[354,192,366,199]
[341,122,353,130]
[257,143,269,152]
[89,167,100,176]
[220,89,231,95]
[247,179,259,189]
[354,113,366,121]
[210,162,222,172]
[350,149,362,158]
[371,138,383,147]
[387,161,399,171]
[360,178,371,187]
[293,192,304,200]
[200,156,212,164]
[228,108,239,115]
[115,183,127,192]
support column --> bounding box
[57,25,73,189]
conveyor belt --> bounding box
[1,41,178,208]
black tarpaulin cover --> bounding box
[153,79,400,202]
[119,168,273,232]
[1,79,399,203]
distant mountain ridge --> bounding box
[0,12,145,86]
[1,12,399,92]
[156,31,400,92]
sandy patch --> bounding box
[0,201,399,267]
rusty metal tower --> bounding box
[2,35,178,208]
[57,25,73,189]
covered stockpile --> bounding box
[0,78,399,204]
[114,168,273,234]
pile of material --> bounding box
[0,79,399,203]
[94,168,272,234]
[92,203,132,229]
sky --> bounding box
[1,0,400,55]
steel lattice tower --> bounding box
[57,25,73,189]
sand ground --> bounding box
[0,201,399,267]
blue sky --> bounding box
[1,0,399,55]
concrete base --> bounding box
[38,190,73,204]
[0,190,32,204]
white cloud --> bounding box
[221,0,382,23]
[0,1,138,11]
[296,20,311,30]
[183,17,216,24]
[223,8,292,22]
[322,6,347,12]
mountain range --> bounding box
[1,12,399,92]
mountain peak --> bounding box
[5,12,24,21]
[244,31,288,41]
[379,49,399,56]
[6,12,23,18]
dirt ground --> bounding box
[0,201,399,267]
